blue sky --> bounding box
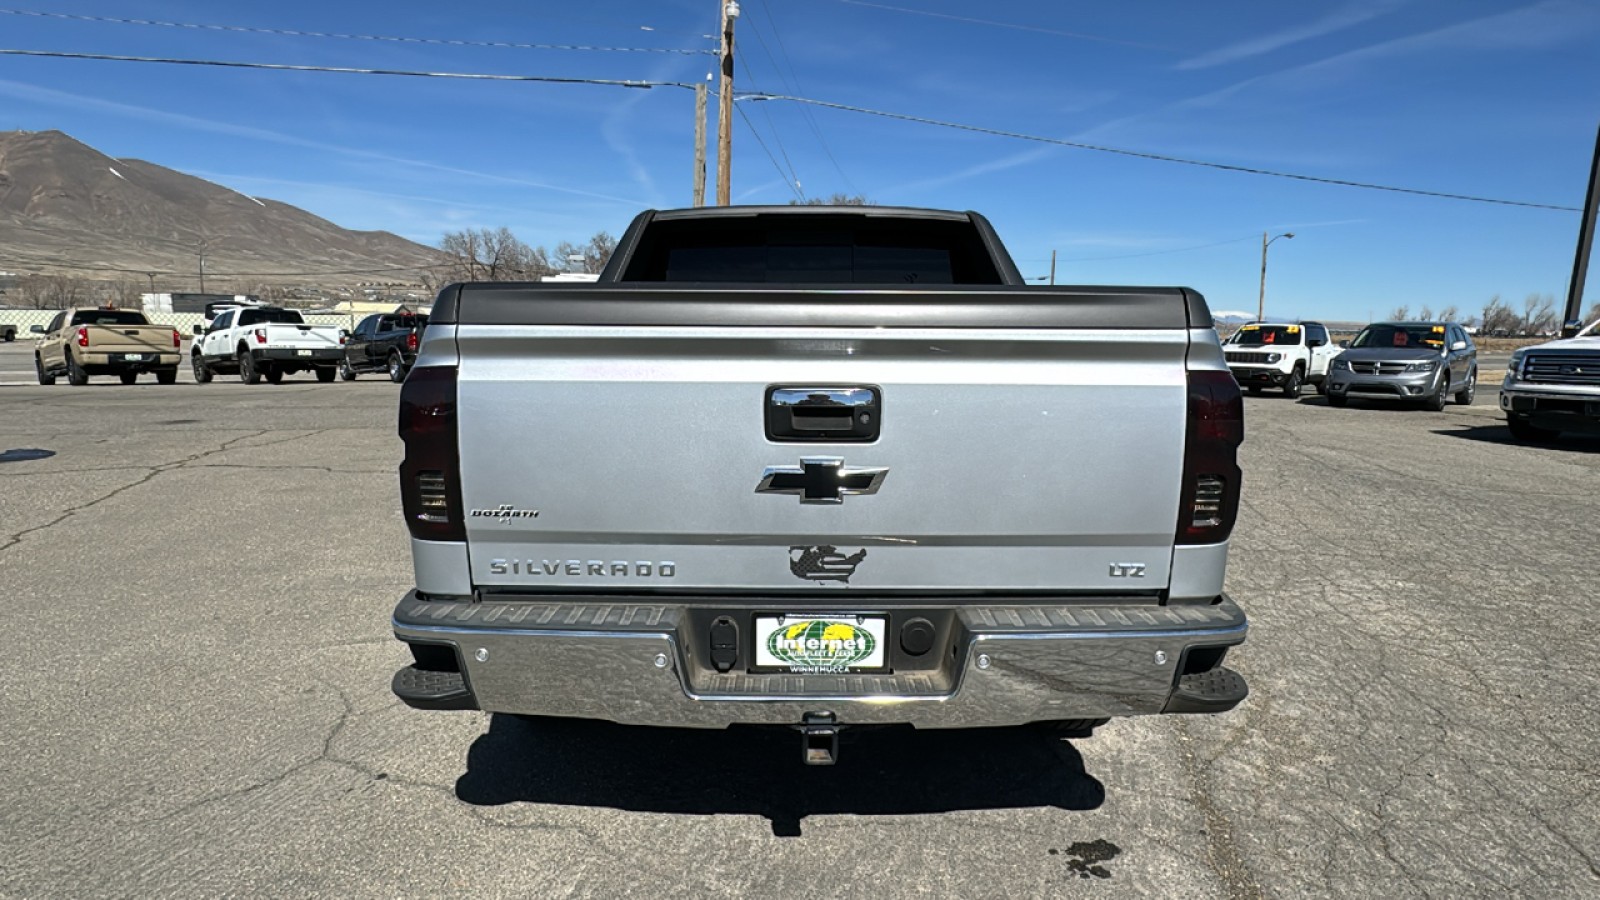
[1,0,1598,322]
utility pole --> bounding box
[1049,249,1057,285]
[198,239,207,292]
[716,0,739,206]
[693,82,707,207]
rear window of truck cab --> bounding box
[237,309,306,326]
[618,214,1005,284]
[69,310,150,326]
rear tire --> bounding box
[265,366,284,385]
[66,353,89,386]
[339,357,357,381]
[315,366,336,383]
[387,351,407,383]
[156,368,177,385]
[1507,415,1559,442]
[35,354,56,385]
[239,349,262,384]
[119,372,138,385]
[192,353,212,383]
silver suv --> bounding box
[1325,321,1478,410]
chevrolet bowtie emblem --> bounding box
[755,458,888,504]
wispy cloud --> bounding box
[884,145,1056,197]
[1176,1,1406,70]
[1172,0,1599,109]
[0,79,650,206]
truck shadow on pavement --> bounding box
[1434,425,1600,452]
[455,714,1105,836]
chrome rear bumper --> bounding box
[392,592,1248,728]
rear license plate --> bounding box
[118,353,148,362]
[296,349,313,357]
[753,615,888,673]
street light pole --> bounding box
[1257,231,1295,322]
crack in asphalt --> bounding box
[1174,721,1264,900]
[0,429,336,555]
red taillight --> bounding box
[76,327,89,348]
[406,331,419,352]
[171,329,181,348]
[398,366,463,541]
[254,328,267,344]
[1176,369,1244,545]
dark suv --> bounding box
[1325,321,1478,410]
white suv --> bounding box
[1223,321,1340,398]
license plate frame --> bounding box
[117,353,148,362]
[751,614,889,674]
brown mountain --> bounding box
[0,129,446,285]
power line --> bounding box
[734,104,806,202]
[0,48,697,88]
[6,42,1577,213]
[0,8,699,51]
[742,93,1584,212]
[733,34,804,198]
[754,0,857,195]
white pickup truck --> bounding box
[1222,321,1340,398]
[190,306,344,384]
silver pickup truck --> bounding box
[390,206,1248,763]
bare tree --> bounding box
[108,278,145,309]
[438,227,549,282]
[1481,296,1518,335]
[1388,305,1410,320]
[11,274,89,309]
[553,231,619,274]
[1520,293,1556,335]
[1417,305,1434,320]
[1436,305,1458,323]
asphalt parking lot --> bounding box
[2,342,1597,898]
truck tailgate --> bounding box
[455,320,1190,594]
[263,323,341,349]
[85,325,173,354]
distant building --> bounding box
[142,292,257,314]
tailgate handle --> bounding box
[766,386,880,442]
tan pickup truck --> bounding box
[32,308,182,385]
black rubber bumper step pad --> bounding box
[391,665,478,711]
[1163,667,1248,714]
